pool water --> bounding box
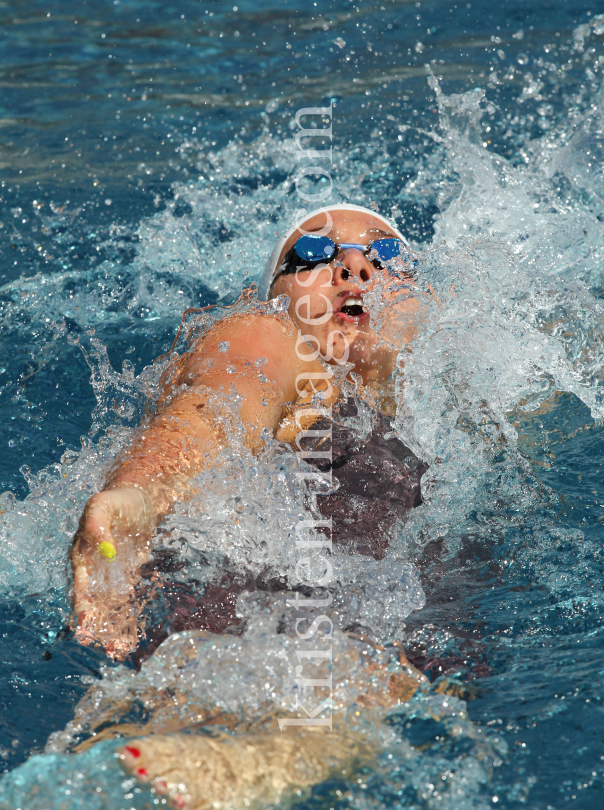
[1,0,604,808]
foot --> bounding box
[119,728,373,810]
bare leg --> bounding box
[119,726,374,810]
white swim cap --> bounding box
[259,203,409,300]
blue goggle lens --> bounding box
[294,234,335,263]
[370,238,403,264]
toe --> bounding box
[118,739,190,808]
[119,742,143,773]
[152,777,170,795]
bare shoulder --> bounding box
[189,311,298,370]
[203,310,297,355]
[173,311,323,404]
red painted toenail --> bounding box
[124,745,141,758]
[137,767,148,777]
[174,797,186,809]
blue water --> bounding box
[1,0,604,808]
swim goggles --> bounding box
[277,234,416,277]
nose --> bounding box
[332,248,375,285]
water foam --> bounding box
[2,29,604,806]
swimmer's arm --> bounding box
[73,314,326,554]
[105,313,312,510]
[71,313,322,655]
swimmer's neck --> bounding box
[345,344,398,387]
[345,349,399,416]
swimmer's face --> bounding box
[271,210,401,379]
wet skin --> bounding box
[70,210,421,659]
[271,208,412,384]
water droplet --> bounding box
[219,341,230,352]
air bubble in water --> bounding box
[218,341,230,352]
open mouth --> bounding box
[340,296,365,317]
[335,290,369,320]
[340,296,365,318]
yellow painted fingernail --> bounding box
[98,541,117,561]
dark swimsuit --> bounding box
[136,401,427,663]
[305,400,426,560]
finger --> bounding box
[72,601,137,660]
[73,604,101,647]
[73,620,95,647]
[105,637,135,662]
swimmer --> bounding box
[70,203,426,657]
[69,204,433,807]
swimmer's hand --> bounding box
[70,486,154,661]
